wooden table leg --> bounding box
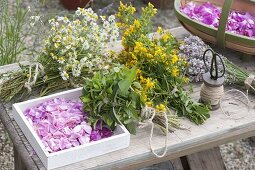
[186,147,226,170]
[180,156,191,170]
[14,147,27,170]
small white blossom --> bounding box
[57,16,64,22]
[61,71,69,80]
[103,21,110,30]
[108,15,115,22]
[75,8,83,16]
[63,17,69,24]
[45,7,119,81]
[82,40,90,50]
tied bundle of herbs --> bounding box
[0,7,119,102]
[116,2,210,125]
[81,66,181,134]
[224,59,255,92]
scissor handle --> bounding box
[203,49,213,71]
[203,49,225,80]
[214,53,225,79]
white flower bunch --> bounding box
[43,7,119,80]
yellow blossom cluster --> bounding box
[120,38,186,79]
[156,104,167,112]
[135,69,154,105]
[117,2,189,112]
[116,2,136,28]
[117,2,157,50]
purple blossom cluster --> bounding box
[24,98,112,153]
[179,35,210,82]
[181,2,255,38]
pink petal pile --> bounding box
[181,2,255,38]
[24,98,112,153]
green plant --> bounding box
[81,65,181,134]
[0,0,29,65]
[0,7,119,102]
[81,66,141,134]
[117,2,210,124]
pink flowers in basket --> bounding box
[181,2,255,38]
[24,98,112,153]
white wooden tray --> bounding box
[12,88,130,169]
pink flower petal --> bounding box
[24,98,112,153]
[181,2,255,38]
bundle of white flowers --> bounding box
[42,8,119,80]
[0,7,120,102]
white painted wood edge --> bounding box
[12,88,130,169]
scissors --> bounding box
[203,48,225,80]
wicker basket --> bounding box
[174,0,255,55]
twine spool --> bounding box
[200,83,224,110]
[200,72,225,110]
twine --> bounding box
[220,89,251,118]
[200,79,252,118]
[139,106,169,158]
[244,74,255,92]
[113,105,168,158]
[24,63,45,92]
[200,83,224,106]
[112,107,124,126]
[220,74,255,117]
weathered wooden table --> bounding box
[1,27,255,170]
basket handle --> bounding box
[216,0,233,49]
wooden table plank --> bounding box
[187,147,225,170]
[0,103,42,170]
[1,27,255,170]
[171,158,184,170]
[51,84,255,170]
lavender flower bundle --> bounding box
[179,36,210,82]
[180,35,255,92]
[224,59,255,92]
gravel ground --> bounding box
[1,0,255,170]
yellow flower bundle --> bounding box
[116,2,210,125]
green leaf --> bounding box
[118,67,136,95]
[128,67,136,79]
[101,113,115,129]
[185,106,192,114]
[80,96,91,103]
[118,79,130,95]
[133,82,142,89]
[124,118,134,124]
[125,122,136,134]
[106,86,113,94]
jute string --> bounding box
[24,63,45,92]
[113,104,169,158]
[220,89,251,118]
[244,74,255,92]
[200,74,255,117]
[200,83,224,106]
[139,106,169,158]
[220,74,255,117]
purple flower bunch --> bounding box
[179,35,210,82]
[181,2,255,38]
[24,98,112,153]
